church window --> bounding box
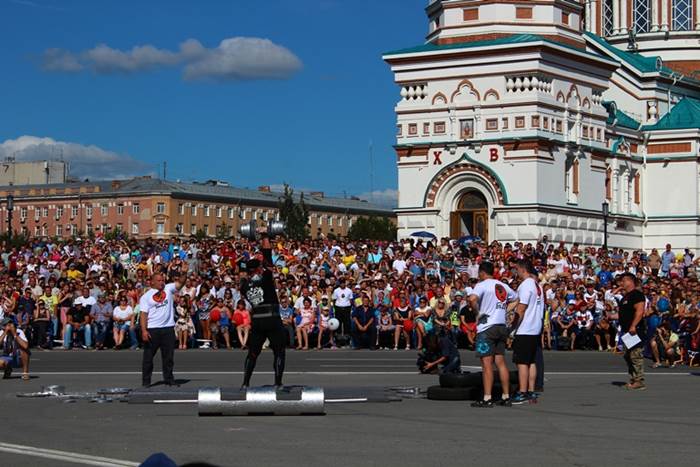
[434,122,446,134]
[602,0,614,36]
[515,116,525,128]
[486,119,498,131]
[633,0,651,33]
[673,0,693,31]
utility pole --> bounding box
[369,140,374,202]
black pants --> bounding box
[242,317,286,387]
[33,320,50,348]
[352,326,377,350]
[334,306,352,337]
[535,342,544,391]
[142,327,176,386]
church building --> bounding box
[384,0,700,249]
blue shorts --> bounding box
[1,353,21,368]
[115,323,131,332]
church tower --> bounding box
[384,0,700,249]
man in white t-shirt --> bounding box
[511,260,544,404]
[332,279,354,340]
[392,256,407,276]
[468,261,517,408]
[140,273,184,387]
[0,318,30,380]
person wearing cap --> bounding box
[0,317,30,380]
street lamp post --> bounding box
[6,194,14,240]
[602,200,609,251]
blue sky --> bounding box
[0,0,429,206]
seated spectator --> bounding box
[556,301,577,350]
[278,295,296,348]
[316,296,334,350]
[352,295,376,350]
[295,297,315,351]
[90,294,113,350]
[651,321,681,367]
[377,306,395,349]
[233,299,251,350]
[392,295,413,350]
[414,296,433,350]
[0,317,30,380]
[63,303,92,350]
[573,307,594,351]
[112,296,135,350]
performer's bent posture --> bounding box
[241,234,286,389]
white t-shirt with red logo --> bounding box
[516,277,544,336]
[470,278,516,333]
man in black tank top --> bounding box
[240,234,286,389]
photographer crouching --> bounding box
[0,317,31,381]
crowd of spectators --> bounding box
[1,233,699,377]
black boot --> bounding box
[242,352,257,389]
[273,349,286,388]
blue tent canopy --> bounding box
[410,231,437,239]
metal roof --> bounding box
[641,97,700,131]
[0,177,395,215]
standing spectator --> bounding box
[332,279,353,343]
[647,248,661,276]
[90,294,113,350]
[16,288,35,345]
[175,295,194,350]
[32,301,51,350]
[661,244,675,277]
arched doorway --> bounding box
[450,190,488,240]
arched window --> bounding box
[605,167,612,200]
[673,0,693,31]
[602,0,615,36]
[633,0,651,33]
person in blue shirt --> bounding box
[352,295,377,350]
[597,264,613,287]
[661,244,675,277]
[278,296,295,348]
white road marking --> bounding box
[0,442,138,466]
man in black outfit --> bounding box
[617,273,647,391]
[240,234,286,389]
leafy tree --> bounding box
[0,231,30,249]
[104,227,128,241]
[278,184,309,240]
[216,223,230,240]
[193,228,207,240]
[347,216,397,241]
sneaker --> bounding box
[471,399,494,408]
[624,382,647,391]
[2,365,12,379]
[526,391,538,404]
[496,397,512,407]
[511,392,529,405]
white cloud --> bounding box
[0,136,153,180]
[183,37,302,81]
[41,48,83,72]
[357,189,399,207]
[40,36,302,82]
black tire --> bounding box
[439,370,519,388]
[439,372,481,388]
[427,385,481,401]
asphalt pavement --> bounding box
[0,348,697,467]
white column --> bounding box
[613,0,621,33]
[586,0,592,31]
[661,0,669,31]
[651,0,659,31]
[695,0,700,30]
[591,0,597,32]
[620,0,628,34]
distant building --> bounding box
[0,160,67,186]
[0,177,394,239]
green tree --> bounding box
[216,223,230,240]
[347,216,397,241]
[193,228,207,240]
[278,184,309,240]
[0,231,30,249]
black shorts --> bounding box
[512,335,539,365]
[475,325,508,357]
